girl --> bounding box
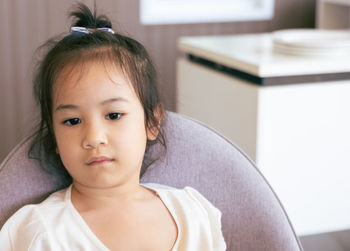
[0,4,226,250]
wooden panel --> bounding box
[0,0,93,161]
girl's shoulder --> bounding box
[141,183,222,217]
[18,186,70,219]
[141,183,226,250]
[3,186,69,227]
[0,187,70,250]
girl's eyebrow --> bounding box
[55,97,129,112]
[100,97,129,105]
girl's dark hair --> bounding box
[29,3,166,179]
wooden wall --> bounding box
[0,0,316,162]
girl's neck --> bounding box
[71,181,154,211]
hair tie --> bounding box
[62,26,115,41]
[71,26,115,34]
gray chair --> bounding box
[0,111,303,250]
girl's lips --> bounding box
[86,156,114,165]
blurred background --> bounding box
[0,0,315,162]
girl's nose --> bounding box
[82,122,108,150]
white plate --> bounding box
[274,43,350,53]
[273,29,350,49]
[274,45,350,57]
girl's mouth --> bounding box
[86,156,114,166]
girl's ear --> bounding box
[146,104,164,141]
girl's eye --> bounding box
[106,113,122,120]
[63,118,81,126]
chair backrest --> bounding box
[0,111,303,250]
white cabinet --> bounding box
[176,34,350,236]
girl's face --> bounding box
[52,62,156,190]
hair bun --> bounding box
[70,3,112,29]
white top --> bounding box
[178,33,350,77]
[0,183,226,251]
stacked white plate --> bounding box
[272,29,350,57]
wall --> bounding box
[0,0,315,162]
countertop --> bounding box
[178,33,350,77]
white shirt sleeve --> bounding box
[0,222,12,250]
[0,206,52,251]
[183,186,227,251]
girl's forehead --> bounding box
[55,61,132,88]
[57,60,127,84]
[53,61,137,102]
